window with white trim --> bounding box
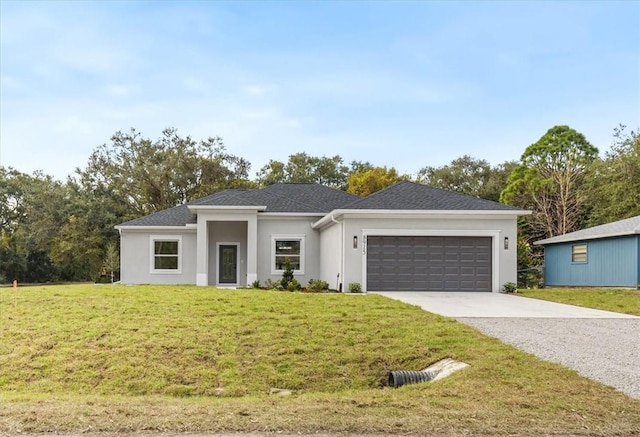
[271,235,305,274]
[571,244,587,263]
[150,236,182,273]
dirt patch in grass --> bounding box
[1,284,639,435]
[518,287,640,316]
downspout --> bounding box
[329,214,344,292]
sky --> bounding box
[1,1,639,181]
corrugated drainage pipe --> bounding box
[388,370,436,388]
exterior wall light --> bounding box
[353,236,358,249]
[504,237,509,250]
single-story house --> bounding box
[115,181,528,292]
[534,215,640,288]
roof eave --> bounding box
[312,208,530,230]
[187,205,267,213]
[115,224,197,231]
[534,229,640,245]
[260,212,326,217]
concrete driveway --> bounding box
[373,291,638,318]
[374,291,640,399]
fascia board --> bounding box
[115,225,197,232]
[259,212,325,217]
[534,230,640,246]
[312,209,530,230]
[187,205,267,213]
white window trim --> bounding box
[271,234,305,275]
[150,235,183,274]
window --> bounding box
[271,235,305,274]
[571,244,587,263]
[150,236,182,273]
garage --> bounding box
[366,235,492,292]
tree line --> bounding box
[1,124,638,284]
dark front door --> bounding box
[219,245,238,284]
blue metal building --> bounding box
[534,215,640,288]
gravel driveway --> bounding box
[459,317,640,399]
[375,292,640,399]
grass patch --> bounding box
[1,284,639,435]
[518,287,640,316]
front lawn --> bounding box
[0,284,638,435]
[518,287,640,316]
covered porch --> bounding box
[188,205,264,287]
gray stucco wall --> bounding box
[256,217,321,287]
[119,229,197,284]
[319,221,342,290]
[338,214,519,292]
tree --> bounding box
[348,160,374,174]
[2,128,254,283]
[416,156,517,202]
[346,166,407,196]
[255,160,286,187]
[76,128,251,217]
[256,153,349,189]
[0,168,71,282]
[104,241,120,283]
[500,125,598,241]
[585,125,640,226]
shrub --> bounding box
[280,258,294,288]
[251,279,261,289]
[307,278,329,292]
[286,278,301,291]
[264,278,279,290]
[502,282,518,293]
[348,282,362,293]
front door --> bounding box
[219,245,238,284]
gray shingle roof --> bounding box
[117,184,361,227]
[535,215,640,245]
[342,181,522,211]
[118,181,524,228]
[117,204,197,227]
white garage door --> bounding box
[366,236,492,291]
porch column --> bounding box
[196,216,208,286]
[246,215,258,285]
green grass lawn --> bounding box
[1,284,639,435]
[518,287,640,316]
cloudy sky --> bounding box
[1,1,638,181]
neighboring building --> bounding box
[116,181,528,292]
[534,215,640,288]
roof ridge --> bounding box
[340,181,410,209]
[341,180,521,211]
[262,184,330,211]
[187,188,259,206]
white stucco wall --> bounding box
[256,216,321,286]
[119,228,197,284]
[336,213,519,293]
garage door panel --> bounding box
[429,266,445,275]
[429,253,444,262]
[476,253,490,262]
[367,235,492,292]
[460,266,475,275]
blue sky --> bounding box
[1,1,638,181]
